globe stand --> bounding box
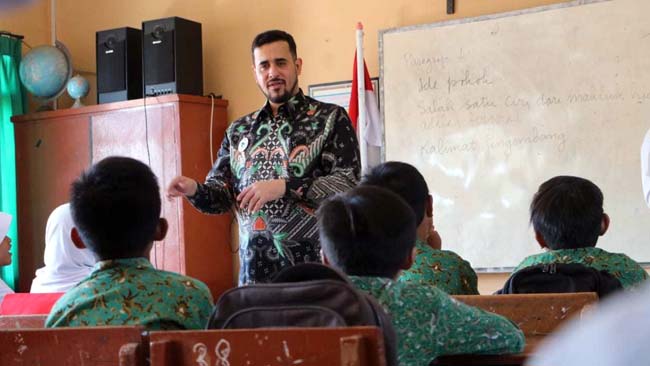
[71,98,84,108]
[35,99,55,112]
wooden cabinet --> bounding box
[11,94,233,299]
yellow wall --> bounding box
[0,0,52,108]
[0,1,50,50]
[7,0,577,291]
[52,0,569,119]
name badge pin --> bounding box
[238,137,249,151]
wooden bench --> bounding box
[452,292,598,336]
[0,314,48,329]
[149,326,386,366]
[431,292,599,366]
[0,326,146,366]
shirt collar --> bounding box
[254,88,308,122]
[92,257,153,272]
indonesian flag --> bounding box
[348,52,382,147]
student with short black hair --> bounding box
[513,175,647,289]
[361,161,478,294]
[318,186,525,366]
[46,157,213,329]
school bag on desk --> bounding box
[206,262,398,366]
[497,262,623,299]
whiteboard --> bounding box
[380,0,650,270]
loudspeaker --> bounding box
[96,27,142,104]
[142,17,203,96]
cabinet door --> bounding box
[90,103,182,272]
[13,116,91,291]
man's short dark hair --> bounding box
[361,161,429,225]
[251,29,297,60]
[530,175,604,250]
[317,186,417,278]
[70,156,161,260]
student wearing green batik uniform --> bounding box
[47,157,213,330]
[361,162,479,295]
[317,186,525,366]
[512,175,647,290]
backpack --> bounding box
[206,263,398,366]
[497,263,623,298]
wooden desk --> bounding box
[431,337,543,366]
[431,293,598,366]
[11,94,233,298]
[0,326,146,365]
[149,326,387,366]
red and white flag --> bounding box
[348,52,382,147]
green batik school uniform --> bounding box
[350,276,525,366]
[399,239,479,295]
[513,247,648,289]
[46,258,213,330]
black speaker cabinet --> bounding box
[142,17,203,97]
[96,27,142,104]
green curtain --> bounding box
[0,36,25,290]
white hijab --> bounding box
[30,203,96,293]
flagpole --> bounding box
[356,22,368,173]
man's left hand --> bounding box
[237,179,286,213]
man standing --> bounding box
[167,30,360,284]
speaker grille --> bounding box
[97,32,126,93]
[143,27,175,85]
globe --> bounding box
[19,42,72,109]
[67,74,89,108]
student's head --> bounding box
[69,156,167,260]
[0,236,11,266]
[530,175,609,250]
[361,161,432,242]
[43,203,95,270]
[317,186,417,278]
[0,212,13,266]
[251,30,302,106]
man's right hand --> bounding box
[166,176,198,201]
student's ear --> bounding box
[600,213,610,236]
[70,228,86,249]
[154,218,168,241]
[401,246,417,271]
[426,194,433,218]
[534,230,548,249]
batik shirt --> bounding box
[46,258,213,330]
[189,90,360,285]
[350,276,524,366]
[399,239,479,295]
[513,247,648,289]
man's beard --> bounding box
[266,77,299,104]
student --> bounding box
[317,186,525,366]
[31,203,96,293]
[361,161,479,294]
[0,212,15,304]
[46,157,213,330]
[513,175,647,289]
